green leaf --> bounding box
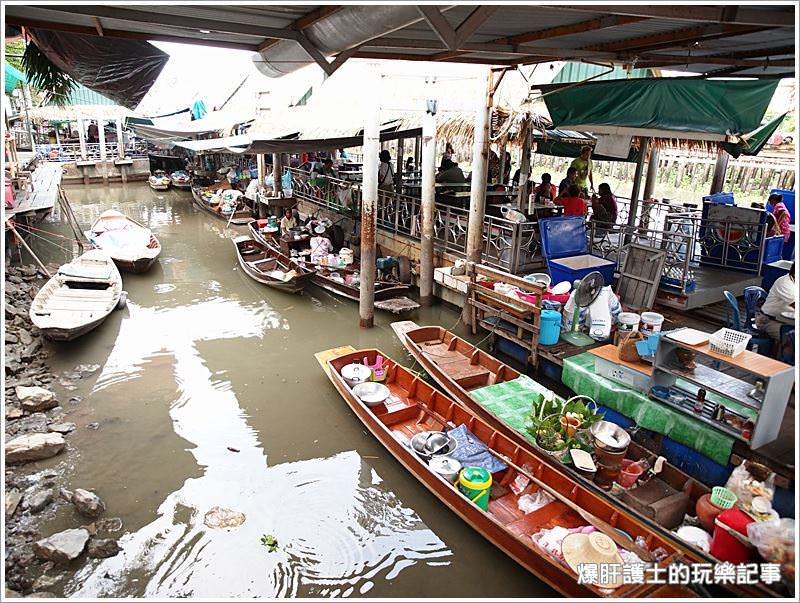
[260,533,279,553]
[22,41,77,107]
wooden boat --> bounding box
[191,186,253,225]
[232,235,313,293]
[320,347,698,598]
[248,219,279,247]
[148,170,170,190]
[170,170,192,189]
[29,250,122,341]
[85,210,161,273]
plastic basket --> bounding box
[710,486,737,509]
[708,328,751,357]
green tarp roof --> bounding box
[722,113,786,159]
[543,78,779,139]
[4,62,26,94]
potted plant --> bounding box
[532,413,571,462]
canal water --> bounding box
[21,182,552,598]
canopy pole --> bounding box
[642,145,659,201]
[395,137,405,192]
[466,67,493,265]
[256,154,267,218]
[98,117,108,185]
[516,128,532,210]
[626,137,650,235]
[116,118,124,159]
[710,148,729,194]
[359,67,381,329]
[420,89,437,306]
[76,115,87,161]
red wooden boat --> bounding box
[322,347,702,598]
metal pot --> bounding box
[429,456,462,483]
[341,363,372,387]
[589,420,631,452]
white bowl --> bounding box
[675,525,711,552]
[352,382,390,407]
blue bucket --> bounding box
[539,309,562,346]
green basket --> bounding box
[710,486,737,509]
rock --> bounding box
[87,538,121,559]
[23,490,54,514]
[74,364,100,375]
[6,490,23,517]
[32,575,61,591]
[5,433,65,464]
[21,266,38,277]
[68,396,82,404]
[62,371,82,381]
[80,522,97,536]
[20,341,42,362]
[18,330,33,346]
[86,422,99,430]
[16,387,57,413]
[71,489,106,518]
[7,413,49,436]
[8,274,24,283]
[6,332,19,344]
[32,529,89,563]
[48,423,76,434]
[59,488,73,502]
[6,407,24,420]
[6,588,22,598]
[5,305,21,319]
[95,517,123,535]
[27,593,57,598]
[17,552,36,568]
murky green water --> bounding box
[19,182,552,598]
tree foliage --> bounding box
[5,40,25,71]
[22,41,77,107]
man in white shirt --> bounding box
[755,263,795,344]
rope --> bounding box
[14,224,75,256]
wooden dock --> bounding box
[8,162,63,221]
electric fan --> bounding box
[560,271,604,347]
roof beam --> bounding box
[584,23,769,53]
[91,17,104,37]
[371,37,619,60]
[417,7,457,50]
[429,14,645,61]
[699,45,795,61]
[5,16,258,51]
[257,5,343,52]
[543,5,794,28]
[454,6,498,47]
[634,55,793,68]
[351,50,518,66]
[37,6,300,41]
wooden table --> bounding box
[278,233,310,257]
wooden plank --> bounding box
[685,342,792,377]
[390,320,420,343]
[314,346,357,376]
[588,344,654,377]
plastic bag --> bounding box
[747,518,795,583]
[588,286,613,341]
[518,490,555,514]
[562,290,588,331]
[724,461,776,512]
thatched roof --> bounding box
[27,103,136,123]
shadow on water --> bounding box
[21,182,551,598]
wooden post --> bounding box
[466,67,493,264]
[77,115,87,160]
[642,146,659,202]
[97,117,108,185]
[116,117,124,159]
[710,148,729,194]
[272,153,283,196]
[626,137,650,231]
[359,68,381,329]
[498,143,507,185]
[420,95,437,306]
[257,153,267,218]
[516,128,532,210]
[395,137,405,192]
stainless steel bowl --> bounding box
[589,420,631,452]
[352,382,390,407]
[410,431,458,460]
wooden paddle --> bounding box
[487,447,655,562]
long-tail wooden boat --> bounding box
[85,210,161,273]
[170,170,192,189]
[232,235,313,293]
[148,170,170,190]
[191,186,254,225]
[248,220,279,248]
[321,347,702,598]
[29,250,122,341]
[392,323,780,598]
[306,263,418,314]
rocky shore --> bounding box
[5,265,122,597]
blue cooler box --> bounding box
[539,216,615,286]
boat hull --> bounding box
[86,210,161,274]
[112,255,159,274]
[233,235,313,293]
[191,187,253,225]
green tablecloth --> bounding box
[561,353,734,466]
[471,375,550,442]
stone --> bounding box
[48,423,76,434]
[5,433,65,464]
[71,489,106,518]
[68,396,82,404]
[95,517,123,535]
[86,422,99,430]
[32,529,89,563]
[6,407,24,420]
[32,575,61,591]
[6,490,23,517]
[5,305,21,319]
[6,332,19,344]
[27,593,57,598]
[20,341,42,362]
[74,364,100,375]
[18,330,33,346]
[23,490,54,514]
[8,274,24,283]
[7,413,49,436]
[5,588,22,598]
[87,538,121,559]
[21,266,38,277]
[59,488,73,502]
[16,387,57,413]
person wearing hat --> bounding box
[310,223,333,263]
[570,146,594,195]
[561,531,625,589]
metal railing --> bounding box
[34,141,149,162]
[285,167,542,273]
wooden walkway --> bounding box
[8,162,63,219]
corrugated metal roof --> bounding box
[552,63,654,84]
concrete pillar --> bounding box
[77,115,87,161]
[626,137,650,230]
[359,68,381,329]
[420,97,437,306]
[272,153,283,197]
[97,118,108,185]
[516,128,532,210]
[466,67,493,265]
[710,148,729,194]
[643,146,660,201]
[116,118,125,158]
[414,135,421,172]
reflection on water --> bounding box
[23,183,546,598]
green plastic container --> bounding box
[710,486,737,509]
[458,467,492,511]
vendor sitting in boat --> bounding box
[280,208,297,235]
[310,224,334,264]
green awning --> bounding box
[722,113,787,158]
[543,78,779,138]
[5,62,26,94]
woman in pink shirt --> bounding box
[769,193,791,242]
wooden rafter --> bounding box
[584,23,770,53]
[634,55,793,68]
[92,17,104,37]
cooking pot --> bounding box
[341,363,372,387]
[590,420,631,452]
[429,456,462,483]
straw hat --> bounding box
[561,532,624,589]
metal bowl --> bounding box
[589,420,631,452]
[410,431,458,460]
[352,382,390,407]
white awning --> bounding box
[172,135,253,153]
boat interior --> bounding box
[32,261,118,317]
[237,239,306,275]
[406,326,521,391]
[328,349,687,597]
